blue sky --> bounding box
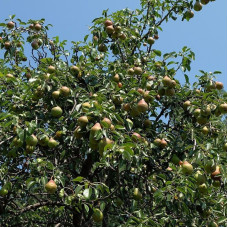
[0,0,226,89]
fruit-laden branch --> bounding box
[13,200,72,216]
[131,5,177,56]
[155,6,176,27]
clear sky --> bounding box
[0,0,226,89]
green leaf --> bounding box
[153,49,161,56]
[72,176,84,182]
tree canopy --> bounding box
[0,0,226,227]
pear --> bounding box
[160,139,167,148]
[45,180,57,194]
[198,183,207,194]
[194,171,206,185]
[182,161,193,175]
[52,90,60,99]
[77,116,89,128]
[154,138,161,146]
[137,99,148,113]
[47,65,56,74]
[211,166,221,180]
[92,209,103,223]
[48,138,59,148]
[183,101,191,110]
[101,118,112,128]
[26,134,38,146]
[133,188,142,200]
[131,132,141,142]
[51,106,63,118]
[162,76,172,87]
[202,126,209,135]
[60,86,71,97]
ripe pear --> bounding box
[137,99,148,113]
[134,67,143,75]
[127,68,135,75]
[82,102,91,112]
[215,81,223,90]
[160,139,167,148]
[77,116,89,127]
[7,21,15,29]
[194,2,202,11]
[193,108,201,117]
[98,43,107,52]
[70,65,80,75]
[185,10,194,19]
[60,86,71,97]
[182,161,193,175]
[47,65,56,74]
[90,123,102,135]
[106,25,114,34]
[4,41,11,49]
[194,171,206,185]
[101,118,111,128]
[133,188,142,201]
[183,101,191,110]
[162,76,172,87]
[202,126,209,135]
[26,134,38,146]
[45,180,57,194]
[48,138,59,148]
[211,166,221,180]
[104,20,113,27]
[219,103,227,114]
[92,209,103,223]
[51,106,63,118]
[52,90,60,99]
[113,74,119,82]
[198,183,207,194]
[131,132,141,142]
[34,23,42,31]
[31,40,39,50]
[154,138,161,146]
[147,37,155,45]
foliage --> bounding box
[0,0,226,226]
